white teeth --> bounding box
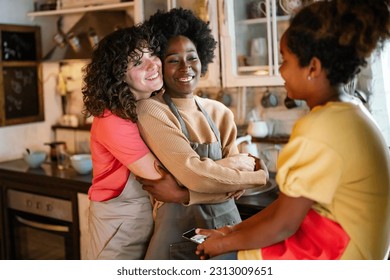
[178,76,192,82]
[147,73,159,80]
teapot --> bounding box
[235,135,259,157]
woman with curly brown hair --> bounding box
[196,0,390,260]
[81,24,164,260]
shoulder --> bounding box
[136,94,179,127]
[137,92,167,113]
[196,96,232,115]
[295,103,355,135]
[196,95,225,107]
[94,111,134,126]
[92,111,138,137]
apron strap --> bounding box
[163,93,191,139]
[194,97,221,146]
[163,93,221,146]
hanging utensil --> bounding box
[261,91,278,108]
[217,89,232,107]
[284,96,298,109]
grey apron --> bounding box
[87,173,153,259]
[144,94,241,260]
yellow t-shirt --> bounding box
[239,101,390,260]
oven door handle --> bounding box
[16,215,69,233]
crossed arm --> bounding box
[136,153,264,204]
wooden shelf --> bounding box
[27,2,134,17]
[238,15,290,25]
[52,124,91,131]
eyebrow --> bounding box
[166,48,197,57]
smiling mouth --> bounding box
[177,76,194,83]
[146,72,159,81]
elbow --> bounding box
[277,228,298,241]
[275,222,300,241]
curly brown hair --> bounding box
[144,8,217,75]
[82,24,160,122]
[285,0,390,86]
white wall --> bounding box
[358,42,390,146]
[0,0,62,161]
[380,42,390,145]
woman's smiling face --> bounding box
[162,35,202,98]
[124,48,163,101]
[279,33,312,103]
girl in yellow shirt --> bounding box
[196,0,390,260]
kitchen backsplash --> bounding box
[198,86,309,136]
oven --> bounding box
[6,189,79,260]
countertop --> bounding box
[0,158,278,217]
[0,159,91,194]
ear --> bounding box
[307,56,322,79]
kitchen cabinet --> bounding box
[218,0,290,87]
[28,0,221,87]
[27,1,143,23]
[143,0,221,88]
[0,189,4,259]
[27,1,144,62]
[77,192,89,259]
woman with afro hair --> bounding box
[196,0,390,260]
[135,8,269,259]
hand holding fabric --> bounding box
[249,154,269,180]
[136,161,189,204]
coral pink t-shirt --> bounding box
[88,110,150,201]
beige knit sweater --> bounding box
[137,92,267,205]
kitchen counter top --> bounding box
[0,158,278,218]
[0,159,91,194]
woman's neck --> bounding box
[165,88,194,99]
[309,85,350,109]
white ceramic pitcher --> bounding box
[235,135,259,157]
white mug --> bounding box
[250,37,267,57]
[247,0,267,19]
[248,37,268,65]
[247,120,269,138]
[279,0,302,15]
